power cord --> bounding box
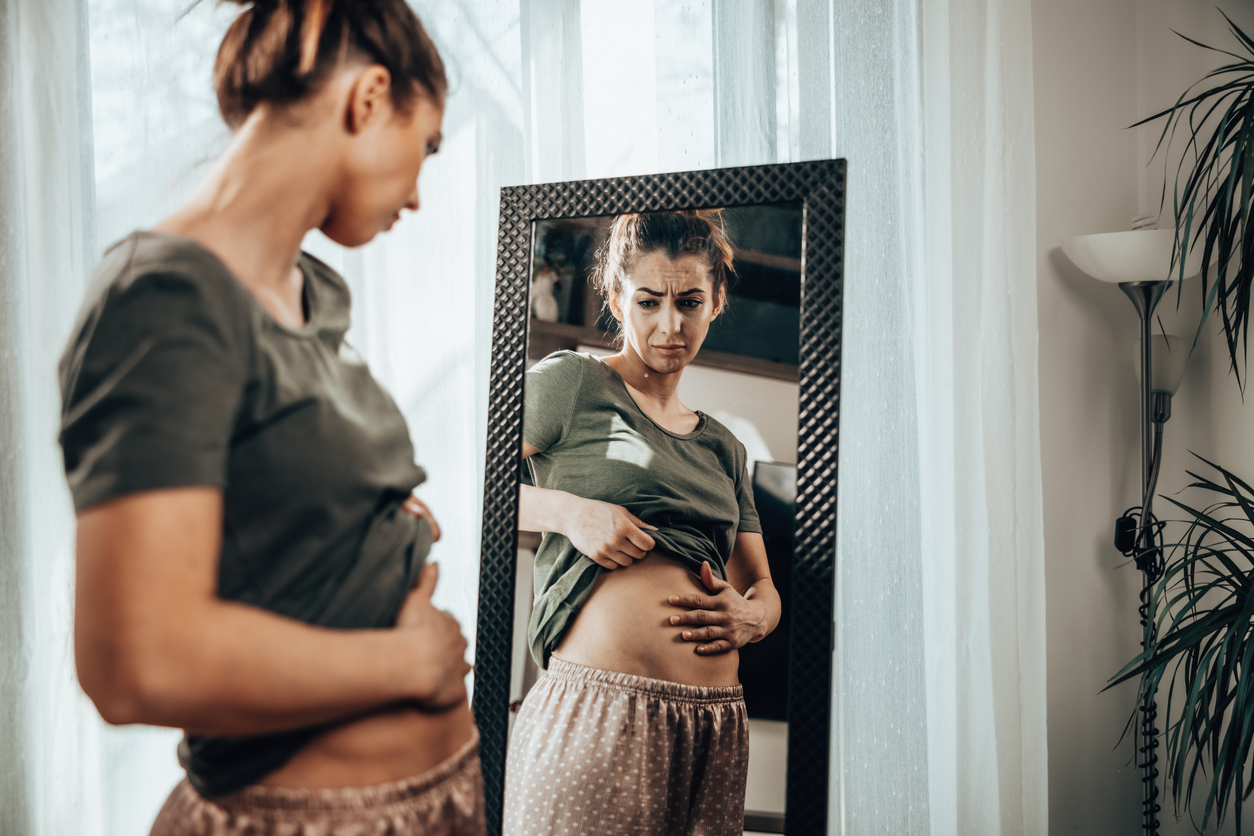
[1115,499,1166,835]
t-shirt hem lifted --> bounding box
[522,350,762,668]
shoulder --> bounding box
[61,233,259,388]
[82,232,257,333]
[528,350,595,384]
[698,413,750,464]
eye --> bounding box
[636,299,658,309]
[426,141,441,156]
[679,298,704,310]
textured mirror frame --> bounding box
[473,159,846,835]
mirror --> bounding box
[475,161,846,836]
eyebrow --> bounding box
[636,288,705,297]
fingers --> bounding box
[413,562,439,598]
[677,624,726,642]
[588,542,646,570]
[589,553,629,570]
[627,526,656,553]
[402,496,441,541]
[626,511,658,531]
[695,639,734,655]
[668,608,724,626]
[699,561,730,592]
[667,593,715,610]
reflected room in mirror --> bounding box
[475,161,845,836]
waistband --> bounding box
[212,729,479,813]
[545,657,743,705]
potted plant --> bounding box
[1111,459,1254,832]
[1136,11,1254,385]
[1112,13,1254,831]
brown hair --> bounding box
[213,0,447,129]
[591,210,736,331]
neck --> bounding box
[156,108,337,292]
[606,346,683,407]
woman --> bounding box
[504,211,782,835]
[57,2,481,833]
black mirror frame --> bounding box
[473,159,846,835]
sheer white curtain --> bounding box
[917,0,1049,833]
[0,0,1048,833]
[1,0,108,833]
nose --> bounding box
[404,184,420,212]
[659,301,682,335]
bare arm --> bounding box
[518,440,657,569]
[666,532,782,654]
[75,487,470,736]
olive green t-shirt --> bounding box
[58,232,432,797]
[523,351,761,667]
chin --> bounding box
[645,355,691,375]
[320,220,381,249]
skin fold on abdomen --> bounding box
[553,551,741,688]
[257,701,476,789]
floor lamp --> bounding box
[1062,228,1196,836]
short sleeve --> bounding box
[58,268,252,511]
[735,451,763,534]
[523,351,585,453]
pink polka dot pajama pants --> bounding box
[503,658,749,836]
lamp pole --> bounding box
[1119,279,1166,836]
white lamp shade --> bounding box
[1151,334,1190,395]
[1061,229,1203,284]
[1134,334,1191,395]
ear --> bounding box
[608,289,625,323]
[344,65,394,134]
[711,287,726,319]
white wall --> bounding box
[1034,2,1253,833]
[677,363,800,466]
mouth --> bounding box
[654,344,687,353]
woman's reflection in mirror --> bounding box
[505,211,782,835]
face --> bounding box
[611,250,722,374]
[322,75,444,247]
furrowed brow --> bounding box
[634,288,706,297]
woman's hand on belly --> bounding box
[667,561,769,655]
[401,494,441,541]
[396,563,472,709]
[261,562,475,789]
[554,553,740,687]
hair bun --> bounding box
[212,0,445,129]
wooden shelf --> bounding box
[526,319,798,382]
[734,246,801,273]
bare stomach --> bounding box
[257,700,475,789]
[553,551,740,688]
